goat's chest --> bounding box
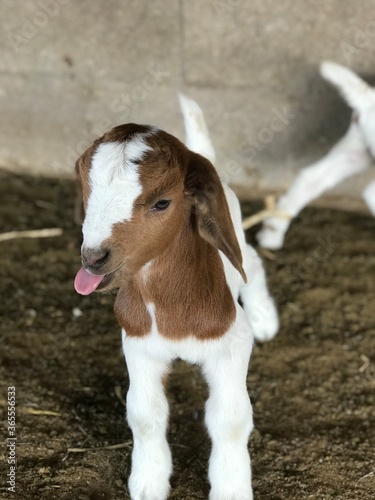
[121,303,253,366]
[114,277,236,340]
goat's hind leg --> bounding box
[240,244,279,342]
[257,121,371,249]
[122,332,172,500]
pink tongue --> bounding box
[74,267,106,295]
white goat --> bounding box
[257,61,375,250]
[73,96,278,499]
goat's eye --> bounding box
[151,199,171,211]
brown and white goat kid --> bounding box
[74,113,278,499]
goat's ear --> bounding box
[184,152,247,282]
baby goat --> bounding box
[74,98,278,499]
[257,61,375,250]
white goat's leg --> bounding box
[257,121,372,249]
[123,333,172,500]
[320,61,375,165]
[362,180,375,216]
[240,243,279,342]
[320,61,375,112]
[203,320,253,500]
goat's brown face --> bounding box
[74,124,245,296]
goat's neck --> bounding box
[114,222,236,339]
[141,223,222,300]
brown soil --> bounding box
[0,170,374,500]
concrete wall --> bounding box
[1,0,375,206]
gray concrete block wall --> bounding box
[1,0,375,206]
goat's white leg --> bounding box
[362,180,375,216]
[257,121,372,249]
[203,321,254,500]
[320,61,375,113]
[123,333,172,500]
[240,244,279,342]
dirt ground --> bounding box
[0,170,374,500]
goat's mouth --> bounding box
[74,267,116,296]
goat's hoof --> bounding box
[128,477,170,500]
[209,490,253,500]
[251,303,279,343]
[256,227,285,250]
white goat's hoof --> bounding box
[253,312,279,342]
[209,489,253,500]
[256,227,285,250]
[244,297,279,342]
[256,217,290,250]
[128,475,170,500]
[248,299,279,342]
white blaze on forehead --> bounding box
[82,136,151,249]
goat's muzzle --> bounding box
[81,247,110,270]
[74,247,114,295]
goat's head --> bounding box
[74,124,245,295]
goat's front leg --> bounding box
[203,325,254,500]
[122,332,172,500]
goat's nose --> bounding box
[81,247,110,270]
